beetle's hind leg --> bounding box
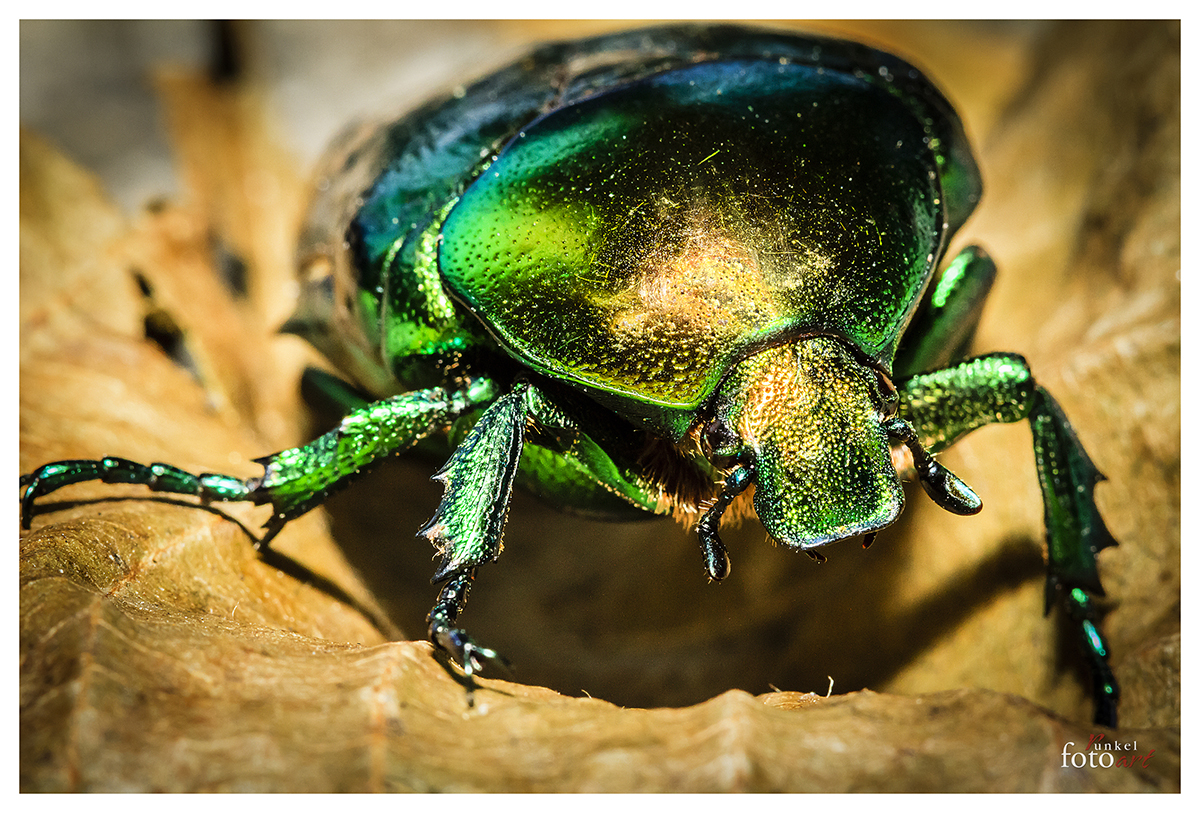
[898,355,1119,725]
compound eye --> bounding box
[876,370,900,419]
[702,417,741,467]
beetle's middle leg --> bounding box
[894,245,996,377]
[20,377,499,545]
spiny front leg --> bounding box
[419,383,533,675]
[1030,387,1119,726]
[899,354,1119,726]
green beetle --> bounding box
[20,25,1119,725]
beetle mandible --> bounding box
[20,24,1120,726]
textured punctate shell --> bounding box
[438,33,979,431]
[294,25,980,425]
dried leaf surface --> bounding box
[19,20,1178,792]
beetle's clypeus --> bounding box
[20,25,1119,725]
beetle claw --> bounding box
[427,570,511,680]
[434,626,512,678]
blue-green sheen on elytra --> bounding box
[440,59,945,430]
[20,24,1120,726]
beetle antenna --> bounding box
[695,463,754,580]
[884,417,982,516]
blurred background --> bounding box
[20,20,1041,211]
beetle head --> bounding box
[706,336,904,548]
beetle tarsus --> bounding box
[19,457,257,530]
[701,534,730,581]
[427,570,510,678]
[1060,585,1120,727]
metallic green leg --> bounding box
[20,376,499,544]
[20,458,253,528]
[1031,388,1120,726]
[899,355,1119,725]
[422,380,682,675]
[424,383,532,582]
[421,382,551,674]
[895,245,996,377]
[258,376,496,541]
